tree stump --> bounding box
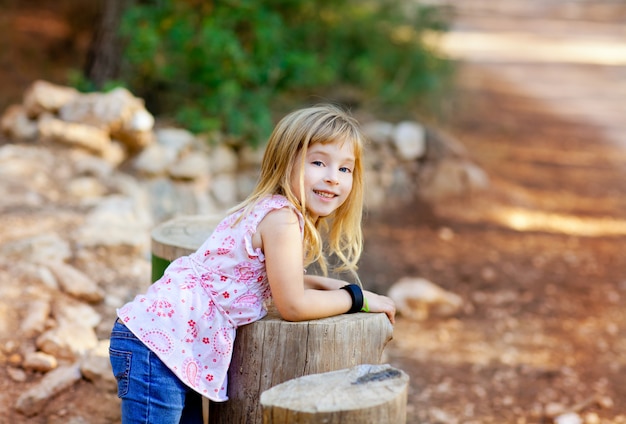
[151,216,395,424]
[151,214,223,281]
[209,308,393,423]
[261,364,409,424]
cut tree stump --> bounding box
[209,308,393,423]
[261,364,409,424]
[151,214,222,281]
[151,216,396,424]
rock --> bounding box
[38,115,112,155]
[168,151,212,180]
[134,143,179,176]
[0,233,72,264]
[362,120,394,144]
[125,108,155,132]
[209,144,238,174]
[80,340,117,392]
[211,173,238,206]
[392,121,426,160]
[420,158,489,200]
[46,262,104,304]
[20,297,52,338]
[36,322,99,361]
[15,363,82,417]
[71,151,115,180]
[73,195,152,249]
[67,177,108,201]
[554,412,583,424]
[387,277,463,320]
[7,367,27,382]
[0,104,39,140]
[238,144,265,169]
[155,127,196,151]
[23,351,58,373]
[59,87,136,130]
[22,80,80,117]
[53,296,102,329]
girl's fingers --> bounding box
[364,292,396,324]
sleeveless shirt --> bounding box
[117,195,304,401]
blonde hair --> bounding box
[232,104,365,278]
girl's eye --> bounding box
[339,166,352,173]
[312,160,324,167]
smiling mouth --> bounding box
[314,190,336,199]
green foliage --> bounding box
[116,0,452,144]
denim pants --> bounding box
[109,319,204,424]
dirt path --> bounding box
[358,1,626,423]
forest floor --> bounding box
[2,1,626,423]
[359,2,626,422]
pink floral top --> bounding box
[117,195,303,401]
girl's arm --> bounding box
[303,275,346,290]
[259,208,396,323]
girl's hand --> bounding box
[363,290,396,324]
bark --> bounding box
[84,0,132,88]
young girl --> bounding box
[109,104,396,423]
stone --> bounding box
[420,158,488,200]
[7,367,27,382]
[211,173,238,206]
[80,340,117,392]
[67,177,108,201]
[73,195,152,249]
[238,144,265,168]
[362,120,394,144]
[209,144,238,174]
[53,296,102,329]
[15,363,82,417]
[0,233,72,264]
[554,413,583,424]
[125,108,155,132]
[168,151,211,180]
[155,127,196,151]
[38,116,112,155]
[134,143,178,176]
[22,80,80,117]
[393,121,426,160]
[387,277,463,320]
[46,262,104,304]
[0,104,38,140]
[20,298,52,338]
[23,351,58,372]
[36,322,99,361]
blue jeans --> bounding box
[109,319,204,424]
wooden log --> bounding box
[209,308,393,424]
[151,216,395,424]
[261,364,409,424]
[150,214,223,281]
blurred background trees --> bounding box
[2,0,453,145]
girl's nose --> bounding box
[325,170,339,185]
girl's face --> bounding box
[290,139,355,221]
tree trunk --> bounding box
[209,309,394,424]
[84,0,132,88]
[261,364,409,424]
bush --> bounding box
[116,0,452,144]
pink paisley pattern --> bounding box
[234,293,259,308]
[116,195,304,402]
[182,357,202,387]
[234,262,264,286]
[145,298,175,318]
[141,329,174,355]
[202,300,216,321]
[212,328,233,357]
